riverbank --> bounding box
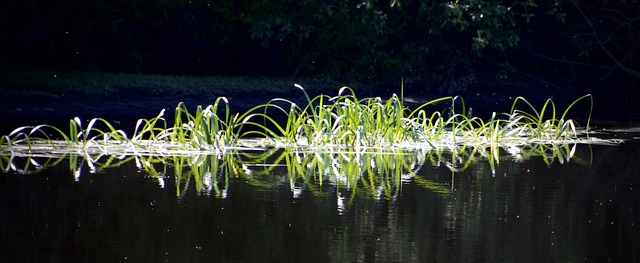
[0,71,360,134]
[1,70,638,135]
[0,70,359,98]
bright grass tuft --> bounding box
[0,85,614,159]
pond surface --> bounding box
[1,138,639,262]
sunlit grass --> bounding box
[0,84,615,159]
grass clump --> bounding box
[243,85,595,150]
[0,84,605,158]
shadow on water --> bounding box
[1,139,640,262]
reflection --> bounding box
[1,143,589,204]
[1,141,638,263]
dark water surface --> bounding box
[2,140,639,262]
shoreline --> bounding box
[1,71,638,135]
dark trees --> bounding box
[522,0,640,95]
[0,0,637,95]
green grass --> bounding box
[2,82,622,178]
[0,84,607,157]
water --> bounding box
[1,141,639,262]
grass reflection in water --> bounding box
[1,143,589,208]
[0,86,620,207]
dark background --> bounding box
[0,0,638,123]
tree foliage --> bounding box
[0,0,637,94]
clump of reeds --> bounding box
[0,84,597,156]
